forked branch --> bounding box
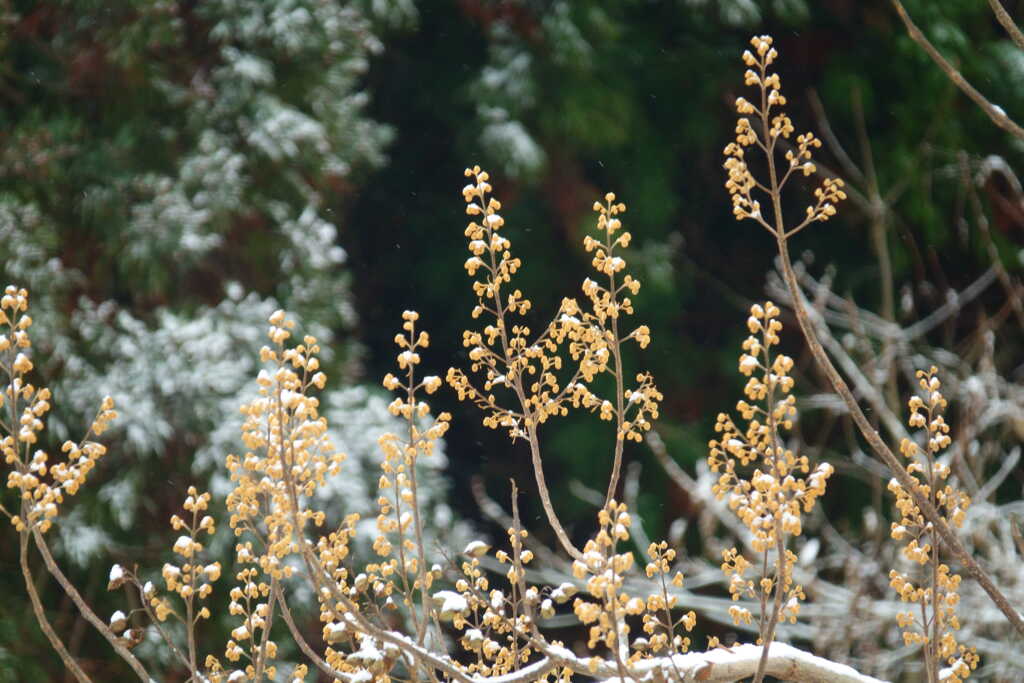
[892,0,1024,141]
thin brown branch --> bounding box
[892,0,1024,140]
[20,532,92,683]
[807,89,866,186]
[989,0,1024,51]
[470,476,564,568]
[135,584,196,677]
[30,530,152,680]
[273,584,345,682]
[775,236,1024,638]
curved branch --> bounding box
[31,530,153,681]
[892,0,1024,140]
[775,236,1024,638]
[20,532,91,683]
[988,0,1024,51]
[273,584,348,682]
[538,640,888,683]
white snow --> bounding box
[172,535,193,555]
[463,540,490,557]
[432,590,468,616]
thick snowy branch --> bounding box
[537,642,887,683]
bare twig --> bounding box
[892,0,1024,140]
[31,530,152,680]
[807,89,866,187]
[20,532,92,683]
[776,238,1024,638]
[135,583,196,678]
[273,584,346,682]
[988,0,1024,51]
[470,476,564,569]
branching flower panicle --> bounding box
[448,522,538,677]
[576,195,661,443]
[220,309,345,681]
[447,166,543,438]
[724,36,847,239]
[447,167,660,558]
[640,541,696,662]
[2,286,117,535]
[569,501,695,677]
[708,302,831,667]
[448,169,659,445]
[372,311,450,643]
[888,367,978,683]
[108,487,221,673]
[571,195,662,505]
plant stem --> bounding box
[31,530,152,680]
[20,531,92,683]
[775,236,1024,637]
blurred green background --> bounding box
[2,0,1022,679]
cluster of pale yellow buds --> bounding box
[446,528,540,677]
[2,285,118,534]
[637,541,695,658]
[888,367,976,681]
[227,310,342,572]
[372,312,450,623]
[569,501,644,652]
[449,167,549,438]
[709,303,830,629]
[805,177,848,223]
[223,566,276,669]
[462,166,521,299]
[724,36,846,235]
[104,488,220,656]
[563,197,661,442]
[721,547,755,625]
[156,487,220,616]
[786,133,820,177]
[451,170,661,455]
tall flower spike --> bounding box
[221,310,344,681]
[566,194,661,503]
[447,513,540,677]
[449,169,661,560]
[708,302,832,675]
[2,285,118,535]
[374,311,450,646]
[577,195,661,444]
[724,35,847,238]
[888,367,977,683]
[115,487,222,675]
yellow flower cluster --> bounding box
[217,309,345,680]
[574,195,661,443]
[569,501,695,665]
[888,367,977,682]
[708,303,831,631]
[2,285,117,534]
[221,566,277,671]
[447,168,660,446]
[450,525,536,677]
[447,166,567,437]
[225,310,341,561]
[103,487,224,666]
[145,486,221,627]
[367,311,450,643]
[640,541,696,657]
[723,36,846,237]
